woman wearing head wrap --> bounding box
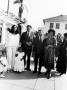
[43,29,56,79]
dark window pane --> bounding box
[65,24,67,30]
[50,23,54,29]
[56,23,60,29]
[0,27,2,43]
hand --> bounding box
[3,64,6,67]
[19,43,21,46]
[26,42,32,46]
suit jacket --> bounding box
[20,31,32,52]
[33,36,43,56]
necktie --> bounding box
[39,36,41,42]
[27,32,29,37]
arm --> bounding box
[20,32,26,45]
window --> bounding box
[65,24,67,30]
[56,23,60,29]
[0,27,2,43]
[50,23,54,29]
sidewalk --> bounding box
[0,63,67,90]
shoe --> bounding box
[28,68,31,71]
[0,74,5,78]
[60,74,66,77]
[25,68,31,71]
[10,69,14,72]
[44,72,48,75]
[38,71,42,75]
[47,73,51,79]
[60,73,64,76]
[33,71,37,73]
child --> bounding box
[13,47,24,72]
[0,49,8,78]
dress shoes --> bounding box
[38,71,42,75]
[25,68,31,71]
[33,71,37,73]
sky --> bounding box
[0,0,67,29]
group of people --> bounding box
[20,25,67,79]
[0,23,67,79]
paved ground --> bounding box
[0,62,67,90]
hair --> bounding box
[7,28,10,31]
[26,25,32,29]
[64,33,67,38]
[17,47,23,52]
[17,24,21,35]
[35,31,38,36]
[48,29,55,36]
[9,25,18,34]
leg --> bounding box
[33,54,38,73]
[23,52,27,67]
[11,46,17,69]
[47,64,51,79]
[6,47,12,70]
[26,49,31,71]
[38,56,43,74]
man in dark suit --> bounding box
[20,25,32,71]
[33,30,43,74]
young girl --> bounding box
[0,48,8,77]
[13,47,24,72]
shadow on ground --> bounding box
[0,60,61,80]
[38,71,61,79]
[0,70,61,80]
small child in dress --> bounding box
[13,47,24,72]
[0,50,8,78]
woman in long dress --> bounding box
[6,25,20,71]
[43,29,56,79]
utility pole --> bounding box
[7,0,10,14]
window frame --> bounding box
[65,24,67,30]
[56,23,60,29]
[50,23,54,29]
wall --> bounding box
[43,21,67,35]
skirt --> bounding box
[43,46,55,69]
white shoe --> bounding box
[0,74,5,78]
[61,74,66,78]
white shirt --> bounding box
[5,31,20,47]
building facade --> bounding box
[43,15,67,35]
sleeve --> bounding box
[43,39,47,47]
[20,33,26,45]
[5,30,9,47]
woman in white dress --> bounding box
[6,25,20,71]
